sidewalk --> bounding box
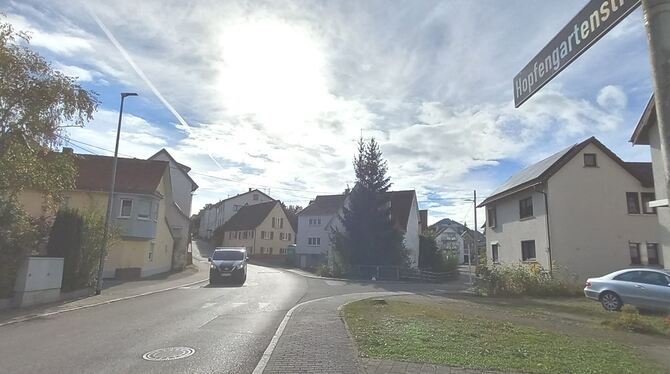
[0,241,212,326]
[260,293,516,374]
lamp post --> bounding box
[95,92,138,295]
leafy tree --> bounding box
[419,232,439,269]
[335,137,407,267]
[0,19,99,209]
[0,198,41,298]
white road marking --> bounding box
[325,280,345,286]
[201,302,217,309]
[258,302,271,311]
[232,302,247,307]
[251,291,410,374]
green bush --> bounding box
[605,305,661,335]
[475,262,581,297]
[46,208,114,291]
[431,250,459,274]
[0,198,40,298]
[47,209,84,291]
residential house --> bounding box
[20,150,178,279]
[197,189,274,239]
[216,200,296,256]
[148,149,198,269]
[630,96,670,268]
[296,189,421,268]
[295,194,346,268]
[479,136,658,281]
[431,218,485,264]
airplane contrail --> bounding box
[87,6,225,171]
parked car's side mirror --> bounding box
[246,257,250,261]
[208,257,212,262]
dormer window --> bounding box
[584,153,597,167]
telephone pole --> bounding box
[468,190,477,285]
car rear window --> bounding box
[613,271,640,282]
[212,251,244,261]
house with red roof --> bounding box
[19,149,190,279]
[296,189,421,269]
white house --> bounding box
[630,96,670,269]
[197,189,274,239]
[432,219,485,264]
[480,136,659,281]
[148,149,198,269]
[296,189,421,268]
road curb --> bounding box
[252,291,411,374]
[0,277,208,328]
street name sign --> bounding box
[514,0,641,107]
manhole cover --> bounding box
[142,347,195,361]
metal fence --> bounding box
[349,265,458,282]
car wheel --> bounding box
[600,291,622,311]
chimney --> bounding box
[249,188,252,192]
[62,147,73,155]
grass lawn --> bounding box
[475,296,670,337]
[343,298,666,374]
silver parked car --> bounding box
[584,268,670,311]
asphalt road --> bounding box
[0,264,307,374]
[0,238,464,374]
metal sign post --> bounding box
[642,0,670,246]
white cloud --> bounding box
[53,62,94,81]
[7,0,653,228]
[597,85,628,112]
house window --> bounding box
[445,232,459,251]
[280,248,287,255]
[268,247,273,255]
[228,232,233,239]
[629,242,641,265]
[279,218,284,229]
[260,246,265,254]
[641,192,657,214]
[253,194,259,201]
[626,192,641,214]
[261,231,266,239]
[288,233,292,242]
[647,243,659,266]
[309,218,322,226]
[137,200,151,220]
[119,199,133,218]
[492,244,499,263]
[251,230,254,238]
[308,237,321,246]
[243,231,248,239]
[249,247,254,254]
[487,206,497,228]
[152,201,158,220]
[233,205,240,212]
[269,231,274,240]
[583,153,597,167]
[521,240,536,261]
[148,242,155,262]
[519,197,533,219]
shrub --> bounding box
[47,209,84,291]
[0,198,40,298]
[605,305,660,335]
[475,262,582,297]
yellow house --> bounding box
[19,151,177,279]
[218,201,296,257]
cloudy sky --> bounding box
[2,0,654,226]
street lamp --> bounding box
[95,92,138,295]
